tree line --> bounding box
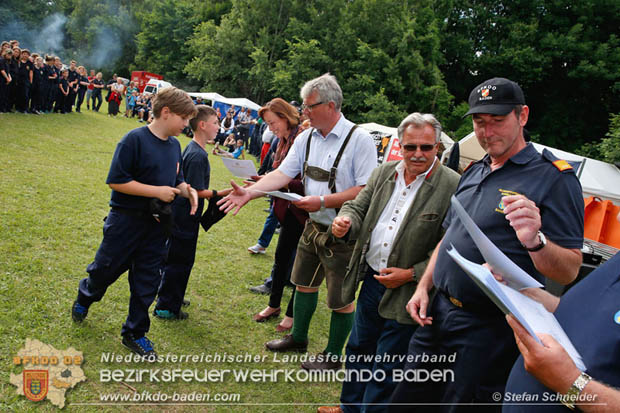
[2,0,619,161]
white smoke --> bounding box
[0,13,67,55]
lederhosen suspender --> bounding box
[302,125,358,210]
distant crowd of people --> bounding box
[0,39,154,120]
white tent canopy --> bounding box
[453,132,620,205]
[188,92,262,112]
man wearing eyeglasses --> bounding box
[389,78,584,412]
[316,113,460,413]
[219,73,377,368]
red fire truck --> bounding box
[131,71,164,93]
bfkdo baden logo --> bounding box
[10,339,86,408]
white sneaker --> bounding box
[248,244,266,254]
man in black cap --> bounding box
[389,77,585,412]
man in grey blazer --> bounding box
[318,113,460,413]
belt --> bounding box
[309,220,329,232]
[111,206,150,218]
[439,289,492,315]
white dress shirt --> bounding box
[366,158,436,272]
[278,114,377,226]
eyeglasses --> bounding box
[301,101,326,112]
[401,143,437,152]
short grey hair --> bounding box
[300,73,343,111]
[397,112,442,143]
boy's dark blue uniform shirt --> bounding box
[107,126,184,211]
[171,140,210,238]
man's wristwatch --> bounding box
[562,372,592,410]
[524,231,547,252]
[319,195,326,210]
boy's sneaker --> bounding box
[248,244,266,254]
[122,333,158,360]
[71,300,89,322]
[153,308,189,320]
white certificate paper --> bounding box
[220,157,258,178]
[446,246,586,371]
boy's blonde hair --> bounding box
[152,87,198,119]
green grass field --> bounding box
[0,105,339,412]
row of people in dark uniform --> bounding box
[0,39,106,114]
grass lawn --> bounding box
[0,104,340,412]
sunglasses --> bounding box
[401,143,437,152]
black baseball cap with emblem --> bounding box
[464,77,526,116]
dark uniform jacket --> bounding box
[338,160,460,325]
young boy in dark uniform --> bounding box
[30,56,44,114]
[71,87,199,358]
[55,69,69,113]
[15,49,33,113]
[43,56,56,112]
[154,106,230,319]
[66,60,79,113]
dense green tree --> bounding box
[186,0,454,129]
[436,0,620,147]
[577,113,620,164]
[133,0,199,83]
[63,0,139,76]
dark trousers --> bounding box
[156,230,199,314]
[77,210,168,337]
[30,85,43,112]
[341,268,416,413]
[45,84,57,111]
[268,210,304,317]
[389,293,519,413]
[16,82,30,112]
[0,81,8,112]
[64,90,76,113]
[92,92,102,111]
[76,88,86,111]
[54,92,66,113]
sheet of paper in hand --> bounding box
[221,157,258,178]
[446,245,586,371]
[256,190,303,202]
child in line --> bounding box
[154,105,231,319]
[71,87,199,358]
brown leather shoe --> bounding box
[265,334,308,353]
[317,407,343,413]
[301,351,342,371]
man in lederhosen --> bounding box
[219,73,377,370]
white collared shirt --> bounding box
[366,158,436,272]
[278,114,377,226]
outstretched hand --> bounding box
[217,180,251,215]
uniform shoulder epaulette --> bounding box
[541,148,573,172]
[463,161,476,173]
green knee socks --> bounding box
[292,290,318,343]
[324,310,355,356]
